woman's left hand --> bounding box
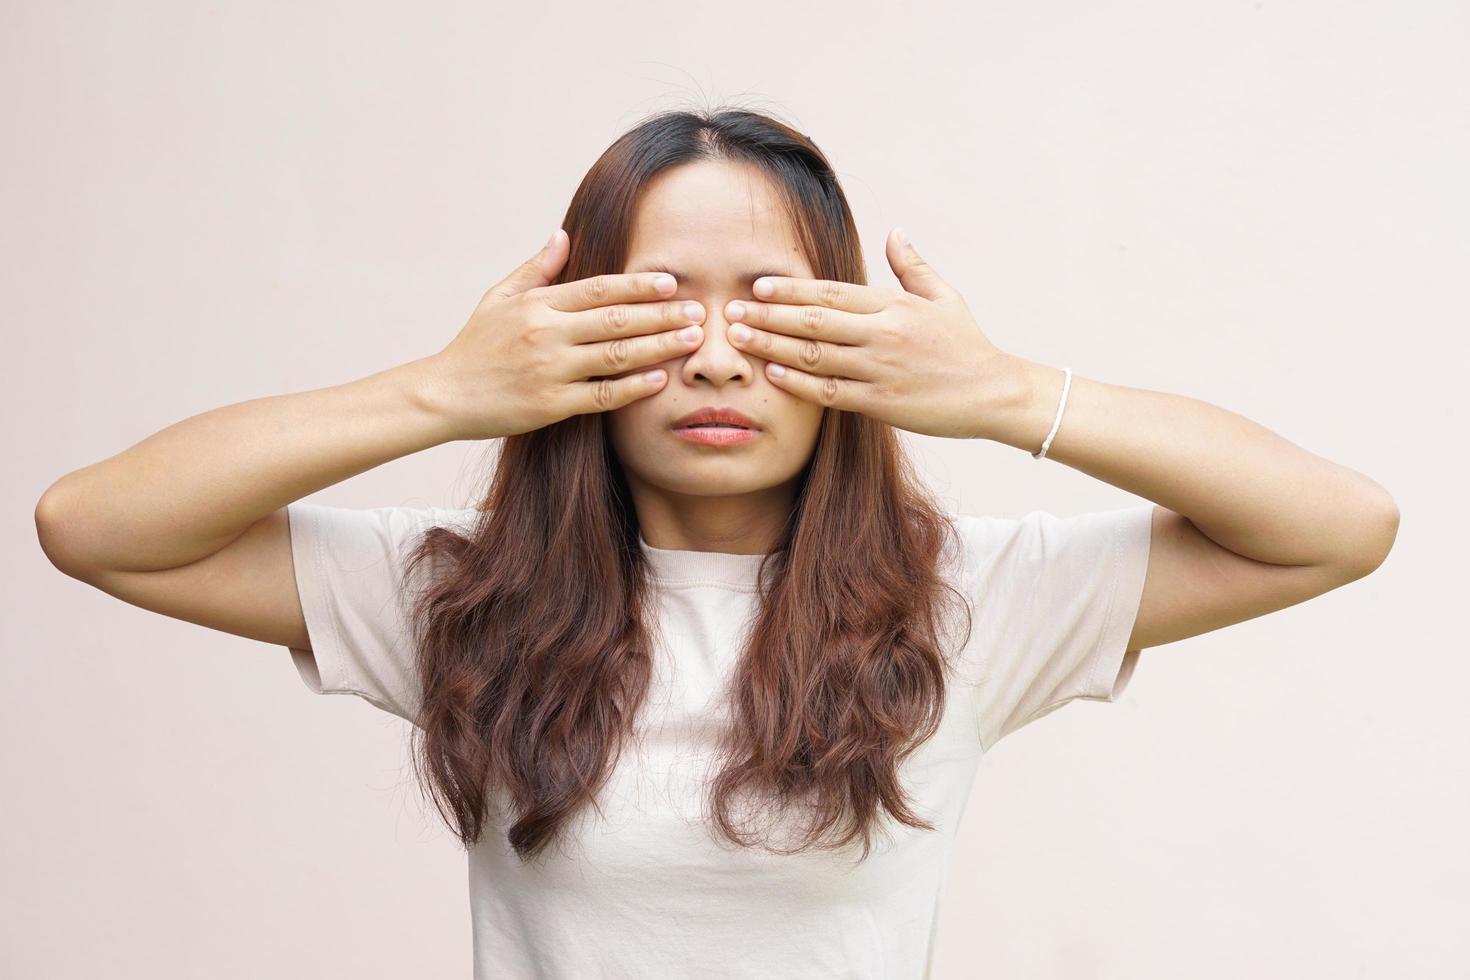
[724,228,1017,439]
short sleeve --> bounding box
[956,503,1155,753]
[284,502,478,726]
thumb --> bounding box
[886,227,949,302]
[487,228,568,301]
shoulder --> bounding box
[285,502,483,584]
[944,504,1155,584]
[941,508,1040,569]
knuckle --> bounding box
[819,375,842,406]
[603,303,631,332]
[531,384,558,412]
[799,339,823,368]
[516,322,545,354]
[592,377,616,410]
[800,305,824,333]
[584,275,612,305]
[602,337,630,370]
[818,280,845,307]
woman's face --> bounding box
[604,159,826,518]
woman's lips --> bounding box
[671,425,760,446]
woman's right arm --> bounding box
[33,229,703,652]
[36,358,453,576]
[33,357,457,651]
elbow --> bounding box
[35,482,89,578]
[1344,494,1400,580]
[1372,497,1401,570]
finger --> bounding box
[542,271,679,316]
[564,368,670,416]
[750,275,887,314]
[563,295,705,345]
[761,361,871,412]
[727,297,868,345]
[885,227,951,302]
[727,323,876,382]
[485,228,569,303]
[569,324,703,380]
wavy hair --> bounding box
[402,106,974,864]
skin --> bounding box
[688,222,1399,657]
[604,159,826,556]
[33,153,1399,678]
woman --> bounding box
[35,108,1399,978]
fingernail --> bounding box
[682,301,703,321]
[547,228,561,249]
[731,324,752,342]
[768,363,786,378]
[679,325,701,342]
[895,227,909,245]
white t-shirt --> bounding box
[285,500,1154,979]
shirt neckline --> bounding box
[637,532,770,587]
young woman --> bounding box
[35,108,1398,978]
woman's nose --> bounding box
[679,298,754,380]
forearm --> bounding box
[36,356,456,573]
[979,354,1400,571]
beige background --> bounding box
[5,1,1464,977]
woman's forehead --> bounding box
[626,162,808,272]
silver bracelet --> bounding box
[1031,366,1072,460]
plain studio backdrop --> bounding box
[3,1,1463,977]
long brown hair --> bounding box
[403,107,974,863]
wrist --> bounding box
[975,354,1069,454]
[388,355,465,445]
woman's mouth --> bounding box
[671,423,760,446]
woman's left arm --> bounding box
[724,229,1399,651]
[976,354,1399,650]
[982,355,1400,574]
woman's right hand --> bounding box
[420,229,705,441]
